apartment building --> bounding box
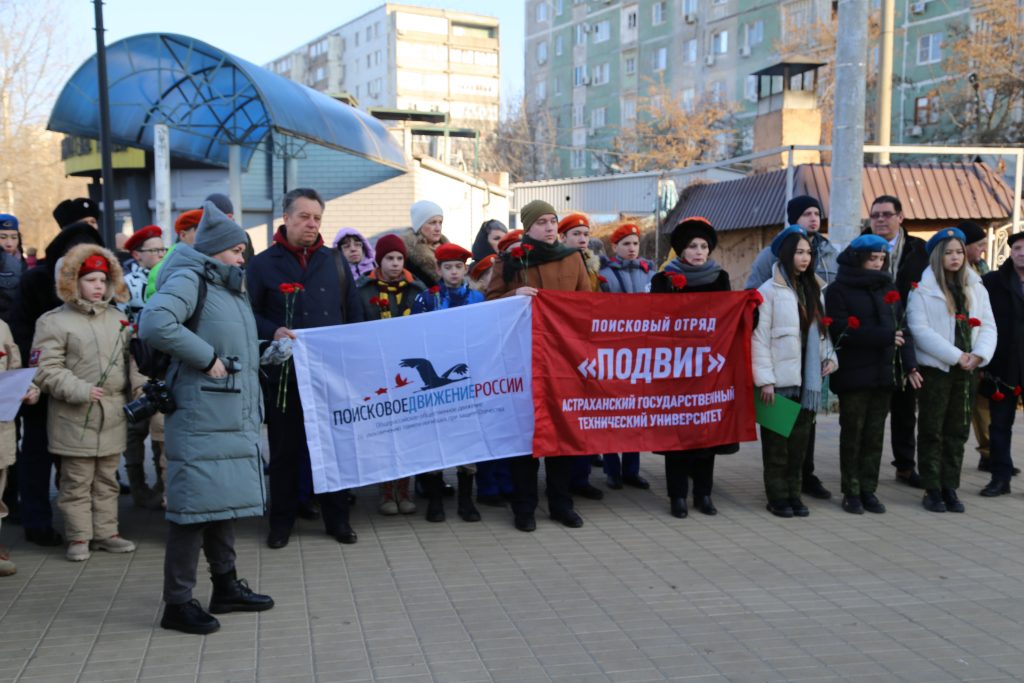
[525,0,981,178]
[267,4,501,125]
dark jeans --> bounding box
[163,519,235,604]
[664,451,715,499]
[509,454,572,517]
[266,383,349,534]
[603,452,640,479]
[838,389,891,496]
[802,421,818,480]
[889,382,918,472]
[988,394,1021,481]
[16,402,56,531]
[477,458,513,496]
[917,367,973,491]
[761,409,815,501]
[569,455,592,488]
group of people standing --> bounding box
[0,187,1021,639]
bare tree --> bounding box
[613,74,735,172]
[0,0,86,254]
[478,95,559,183]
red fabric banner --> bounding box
[531,290,760,457]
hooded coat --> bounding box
[30,245,135,458]
[332,227,376,280]
[599,256,655,293]
[471,220,507,262]
[400,227,449,288]
[139,243,265,524]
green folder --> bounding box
[754,391,801,438]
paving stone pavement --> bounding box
[2,413,1023,683]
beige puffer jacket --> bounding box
[1,319,20,469]
[31,244,139,458]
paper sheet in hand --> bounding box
[754,390,801,438]
[0,369,36,421]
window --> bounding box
[914,95,940,125]
[624,55,637,74]
[685,39,697,63]
[622,97,637,123]
[593,20,611,42]
[366,54,372,68]
[783,0,813,39]
[575,23,587,45]
[573,104,585,127]
[917,32,942,65]
[744,75,758,101]
[683,0,697,14]
[653,46,667,71]
[309,38,329,58]
[365,26,372,41]
[682,88,695,112]
[592,63,610,86]
[591,107,606,129]
[713,30,729,54]
[537,41,548,64]
[555,34,564,56]
[710,80,724,102]
[355,32,359,47]
[744,20,764,46]
[573,65,589,87]
[554,76,562,95]
[375,22,381,38]
[536,80,547,100]
[555,0,564,15]
[314,66,326,82]
[627,10,638,28]
[652,1,666,25]
[536,1,548,23]
[571,148,586,170]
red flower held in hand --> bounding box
[910,281,919,289]
[510,246,525,259]
[120,320,131,327]
[369,296,381,306]
[883,291,901,304]
[522,244,535,253]
[1014,385,1023,397]
[597,275,608,284]
[821,316,834,327]
[279,283,295,294]
[968,317,982,328]
[429,285,441,294]
[669,273,687,290]
[292,283,304,292]
[0,351,6,359]
[955,314,966,321]
[992,390,1006,402]
[847,316,861,330]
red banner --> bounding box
[531,290,760,457]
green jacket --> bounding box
[138,244,265,524]
[143,243,177,301]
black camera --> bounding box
[124,379,177,424]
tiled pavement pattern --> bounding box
[2,414,1023,683]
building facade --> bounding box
[267,4,501,125]
[525,0,984,178]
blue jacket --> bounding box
[411,282,485,313]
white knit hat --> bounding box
[410,200,443,232]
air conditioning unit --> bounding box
[739,45,751,57]
[684,12,697,24]
[582,22,592,33]
[908,125,923,137]
[911,1,927,14]
[704,54,715,66]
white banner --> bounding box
[293,297,534,492]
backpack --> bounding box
[131,278,208,378]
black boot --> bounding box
[208,569,274,614]
[942,488,965,513]
[457,471,481,522]
[670,497,688,518]
[980,478,1011,497]
[423,473,446,523]
[922,489,947,513]
[161,599,220,635]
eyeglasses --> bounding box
[138,248,168,255]
[869,211,897,220]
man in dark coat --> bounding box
[246,188,362,549]
[11,221,103,546]
[865,195,929,487]
[979,232,1024,496]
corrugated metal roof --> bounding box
[663,162,1018,233]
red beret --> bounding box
[496,230,524,253]
[174,210,203,234]
[375,233,407,264]
[470,254,496,279]
[78,253,110,278]
[557,213,589,234]
[124,225,163,252]
[610,223,641,244]
[434,243,472,263]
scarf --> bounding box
[776,269,823,412]
[369,269,412,319]
[889,230,905,280]
[501,235,579,283]
[664,258,723,288]
[274,226,324,269]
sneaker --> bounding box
[397,496,417,515]
[92,535,136,553]
[66,541,91,562]
[378,498,399,515]
[0,546,16,577]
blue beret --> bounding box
[0,213,18,231]
[770,225,808,257]
[925,227,966,254]
[849,234,891,253]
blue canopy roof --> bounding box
[48,33,406,171]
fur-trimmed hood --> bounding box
[581,248,601,275]
[332,227,376,278]
[56,243,129,308]
[399,227,450,288]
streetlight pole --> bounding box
[93,0,116,247]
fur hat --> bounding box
[124,225,163,252]
[375,233,407,264]
[410,200,444,232]
[786,195,822,226]
[57,244,128,304]
[194,201,246,256]
[520,200,556,231]
[770,225,809,257]
[53,197,99,228]
[670,216,717,256]
[557,212,589,235]
[434,243,472,263]
[926,227,966,255]
[610,223,641,245]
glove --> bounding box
[260,338,293,365]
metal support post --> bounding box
[228,144,243,227]
[153,124,171,243]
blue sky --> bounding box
[65,0,524,105]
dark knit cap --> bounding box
[957,220,986,245]
[205,193,234,215]
[520,200,557,231]
[194,201,247,256]
[786,195,822,226]
[374,233,407,264]
[670,217,717,256]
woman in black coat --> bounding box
[651,217,731,519]
[824,234,920,515]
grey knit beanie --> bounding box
[410,200,444,232]
[193,200,247,256]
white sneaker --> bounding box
[66,541,91,562]
[92,535,136,553]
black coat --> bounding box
[860,226,928,299]
[824,249,917,393]
[981,259,1024,395]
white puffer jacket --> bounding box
[906,266,996,371]
[753,264,835,389]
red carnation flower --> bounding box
[522,244,535,252]
[132,323,139,334]
[847,316,861,330]
[968,317,982,328]
[992,390,1006,402]
[279,283,295,294]
[883,291,901,304]
[0,351,6,359]
[669,273,687,289]
[429,285,441,294]
[910,281,919,289]
[597,275,608,283]
[292,283,305,292]
[955,314,966,321]
[1014,385,1023,397]
[510,247,525,259]
[821,316,834,327]
[369,296,381,306]
[120,320,131,327]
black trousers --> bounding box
[16,402,57,531]
[163,519,235,604]
[266,381,349,534]
[802,420,818,480]
[889,383,918,472]
[509,454,572,517]
[664,451,715,499]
